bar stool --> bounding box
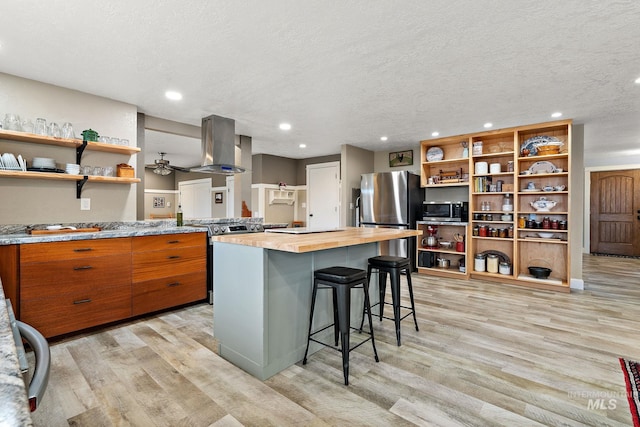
[303,266,379,385]
[361,256,419,346]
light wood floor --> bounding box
[29,254,640,426]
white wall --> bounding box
[0,73,138,224]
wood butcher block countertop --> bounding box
[211,226,422,253]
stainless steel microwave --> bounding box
[422,201,468,222]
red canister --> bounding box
[479,225,488,237]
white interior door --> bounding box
[178,178,212,219]
[306,161,340,229]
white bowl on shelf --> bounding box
[537,232,555,239]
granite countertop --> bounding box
[212,226,422,253]
[0,218,265,246]
[0,225,208,245]
[0,281,33,427]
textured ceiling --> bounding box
[1,1,639,167]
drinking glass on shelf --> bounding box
[61,122,75,139]
[34,118,47,135]
[110,137,121,145]
[81,165,92,175]
[103,166,114,177]
[48,122,61,138]
[22,119,34,133]
[4,114,22,131]
[119,138,129,146]
[92,166,103,176]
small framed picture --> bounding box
[215,192,223,204]
[153,196,165,208]
[389,150,413,167]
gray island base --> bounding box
[214,241,378,380]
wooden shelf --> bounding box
[472,151,515,159]
[424,182,469,188]
[418,247,466,255]
[0,170,140,183]
[424,158,468,165]
[0,129,141,155]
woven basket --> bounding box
[536,145,560,156]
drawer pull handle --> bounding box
[73,248,93,252]
[167,240,180,244]
[167,255,181,259]
[73,265,93,271]
[167,282,180,287]
[73,298,92,305]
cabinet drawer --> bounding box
[132,271,206,316]
[20,283,132,338]
[132,245,206,282]
[20,254,131,299]
[132,232,206,252]
[20,237,131,263]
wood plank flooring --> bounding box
[28,254,640,426]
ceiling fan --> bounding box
[145,152,191,175]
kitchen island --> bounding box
[212,226,422,380]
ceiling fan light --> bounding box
[153,166,172,175]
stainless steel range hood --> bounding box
[190,114,245,174]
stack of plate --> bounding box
[32,157,57,170]
[65,163,80,174]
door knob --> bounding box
[309,214,314,217]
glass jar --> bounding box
[507,161,514,172]
[473,226,479,236]
[518,216,526,228]
[479,225,488,237]
[542,217,551,229]
[502,194,513,212]
[559,220,568,230]
[487,254,499,273]
[474,254,486,272]
[499,262,511,275]
[508,226,514,238]
[499,228,507,238]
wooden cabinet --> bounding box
[0,129,141,198]
[7,231,208,337]
[132,233,207,316]
[420,119,572,292]
[19,238,132,337]
[416,221,468,278]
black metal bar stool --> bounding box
[361,255,419,346]
[303,266,379,385]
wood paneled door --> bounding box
[590,169,640,256]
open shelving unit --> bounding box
[420,119,572,292]
[0,129,141,197]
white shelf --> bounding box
[269,189,295,205]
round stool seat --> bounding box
[368,255,410,269]
[315,266,367,284]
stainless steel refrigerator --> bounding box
[360,171,422,269]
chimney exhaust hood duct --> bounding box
[190,114,245,174]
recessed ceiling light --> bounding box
[299,143,306,148]
[279,123,291,131]
[483,122,493,128]
[165,91,182,101]
[551,112,563,118]
[431,131,439,137]
[635,77,640,84]
[380,136,388,141]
